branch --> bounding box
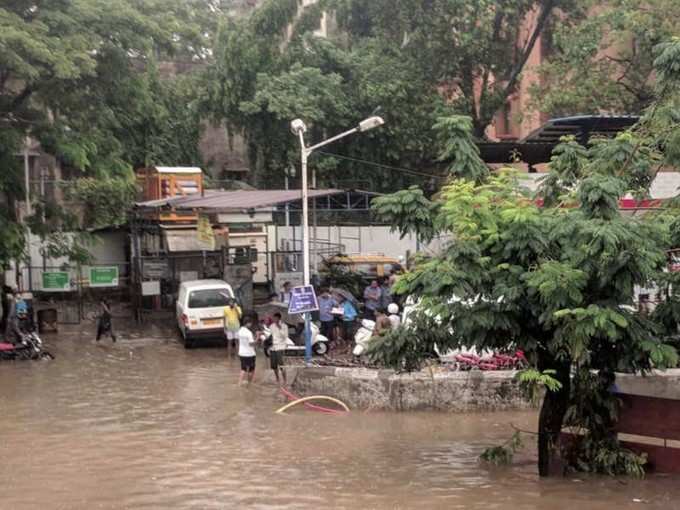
[9,85,34,112]
[479,9,505,115]
[499,0,556,103]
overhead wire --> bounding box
[314,151,446,180]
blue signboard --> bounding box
[288,285,319,315]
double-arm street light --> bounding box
[291,115,385,363]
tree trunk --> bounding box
[537,355,571,477]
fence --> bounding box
[22,264,131,324]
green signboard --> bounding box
[42,271,71,291]
[89,266,119,287]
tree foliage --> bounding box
[531,0,680,116]
[370,39,680,477]
[0,1,209,266]
[203,0,578,188]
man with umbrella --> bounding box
[332,288,358,344]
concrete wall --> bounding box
[280,366,532,412]
[275,367,680,413]
[616,369,680,401]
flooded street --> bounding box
[1,324,679,509]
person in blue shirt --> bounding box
[338,294,358,344]
[317,289,337,342]
[363,280,382,320]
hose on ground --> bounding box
[279,387,344,415]
[276,395,350,414]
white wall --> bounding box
[267,225,422,262]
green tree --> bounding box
[370,40,680,477]
[204,0,575,188]
[530,0,680,116]
[326,0,573,137]
[0,1,209,265]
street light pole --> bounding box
[291,116,385,364]
[299,130,311,286]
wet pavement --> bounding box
[1,322,679,509]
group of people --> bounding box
[317,275,402,346]
[227,272,403,387]
[223,299,288,387]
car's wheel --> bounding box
[313,341,328,355]
[184,334,193,349]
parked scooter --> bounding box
[352,319,375,356]
[0,331,54,361]
[261,321,330,357]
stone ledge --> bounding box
[284,366,531,412]
[615,369,680,401]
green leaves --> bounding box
[371,186,437,243]
[640,339,679,368]
[517,368,563,405]
[0,1,210,265]
[531,0,680,116]
[241,63,350,124]
[525,261,587,310]
[480,431,524,467]
[433,115,489,182]
[65,178,137,229]
[654,38,680,89]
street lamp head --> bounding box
[358,115,385,132]
[290,118,307,135]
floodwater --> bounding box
[1,323,680,510]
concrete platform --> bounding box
[275,366,532,412]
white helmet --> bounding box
[387,303,399,315]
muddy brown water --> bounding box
[1,323,679,510]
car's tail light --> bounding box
[181,313,188,326]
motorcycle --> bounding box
[352,319,375,356]
[261,321,330,357]
[0,331,54,361]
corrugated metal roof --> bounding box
[522,115,639,144]
[155,166,202,174]
[136,189,347,211]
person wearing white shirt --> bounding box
[238,316,257,385]
[269,312,288,386]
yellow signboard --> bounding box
[197,215,215,251]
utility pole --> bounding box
[290,115,385,364]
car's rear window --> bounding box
[187,289,232,309]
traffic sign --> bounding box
[288,285,319,315]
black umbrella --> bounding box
[330,287,359,306]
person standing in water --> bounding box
[223,298,242,351]
[269,312,288,386]
[238,315,257,386]
[96,298,117,342]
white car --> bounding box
[176,280,235,348]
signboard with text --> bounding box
[288,285,319,315]
[89,266,119,287]
[142,281,161,296]
[142,261,169,279]
[42,271,71,292]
